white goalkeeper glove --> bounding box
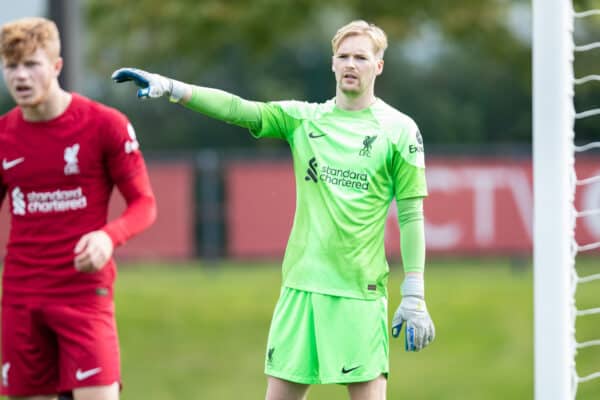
[111,67,188,102]
[392,275,435,351]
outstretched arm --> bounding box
[391,197,435,351]
[112,68,262,131]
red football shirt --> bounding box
[0,93,149,304]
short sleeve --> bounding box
[101,110,146,184]
[392,121,428,200]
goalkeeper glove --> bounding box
[391,275,435,351]
[111,67,188,102]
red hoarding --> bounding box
[226,158,600,258]
[0,162,195,261]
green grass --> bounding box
[1,258,598,399]
[111,258,600,399]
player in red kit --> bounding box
[0,17,156,400]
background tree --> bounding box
[4,0,599,152]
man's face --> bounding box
[332,34,383,97]
[2,47,61,108]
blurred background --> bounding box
[1,1,600,399]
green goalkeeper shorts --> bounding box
[264,287,389,385]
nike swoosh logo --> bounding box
[75,367,102,381]
[308,132,327,139]
[2,157,24,170]
[341,366,360,374]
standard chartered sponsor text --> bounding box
[320,165,369,190]
[26,187,87,213]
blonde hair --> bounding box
[0,17,60,63]
[331,20,388,59]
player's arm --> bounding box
[74,156,157,273]
[391,197,436,351]
[111,68,262,131]
[0,184,6,210]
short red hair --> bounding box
[0,17,60,63]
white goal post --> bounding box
[534,1,600,398]
[532,0,575,399]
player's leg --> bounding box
[264,288,320,399]
[2,304,60,399]
[72,382,119,400]
[347,375,387,400]
[44,301,121,399]
[265,377,309,400]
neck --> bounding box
[335,88,376,111]
[21,83,72,122]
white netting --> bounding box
[570,8,600,398]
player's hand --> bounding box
[111,67,188,102]
[111,67,172,98]
[74,230,114,273]
[391,276,435,351]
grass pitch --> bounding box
[21,257,600,399]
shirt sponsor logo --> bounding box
[410,129,424,154]
[304,157,370,191]
[2,362,10,387]
[11,188,25,215]
[304,157,318,182]
[409,144,424,154]
[75,367,102,381]
[320,165,369,190]
[64,144,80,175]
[11,186,88,215]
[2,157,24,170]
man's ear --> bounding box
[54,56,64,77]
[376,59,384,76]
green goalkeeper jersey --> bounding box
[251,98,427,300]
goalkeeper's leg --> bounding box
[265,376,309,400]
[348,375,387,400]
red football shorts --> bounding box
[1,300,121,397]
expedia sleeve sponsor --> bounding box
[401,126,425,168]
[408,129,424,154]
[15,187,88,214]
[408,144,424,154]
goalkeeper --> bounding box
[113,20,434,400]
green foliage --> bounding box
[86,0,514,73]
[112,258,600,399]
[84,0,541,151]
